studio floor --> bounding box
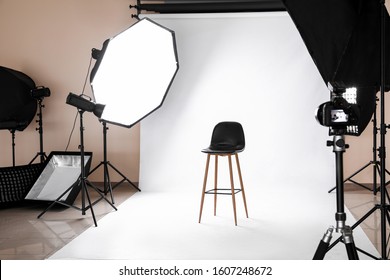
[0,182,138,260]
[0,181,387,260]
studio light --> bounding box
[40,93,116,227]
[86,17,179,200]
[25,151,93,205]
[0,66,37,132]
[0,66,37,166]
[66,92,105,118]
[31,86,50,99]
[90,17,179,128]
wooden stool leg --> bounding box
[199,154,211,223]
[228,154,238,226]
[235,153,248,218]
[214,155,218,216]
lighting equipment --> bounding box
[31,86,50,99]
[0,66,37,166]
[66,92,105,118]
[26,151,92,205]
[90,17,179,128]
[0,163,43,206]
[283,0,389,89]
[29,86,51,164]
[0,66,37,131]
[38,93,116,227]
[283,0,390,260]
[87,17,178,197]
[88,120,141,205]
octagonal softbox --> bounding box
[90,17,179,128]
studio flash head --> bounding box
[31,86,51,99]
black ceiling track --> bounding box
[132,1,286,14]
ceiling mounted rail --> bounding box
[130,0,285,14]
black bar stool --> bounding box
[198,121,249,226]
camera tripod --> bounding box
[314,135,359,259]
[38,110,117,227]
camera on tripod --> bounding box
[316,87,360,135]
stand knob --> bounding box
[326,140,334,147]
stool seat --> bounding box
[202,144,244,154]
[198,121,248,226]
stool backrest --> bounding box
[209,122,245,152]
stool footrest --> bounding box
[205,188,242,195]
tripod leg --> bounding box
[29,153,39,165]
[87,161,115,203]
[37,184,74,219]
[86,179,117,211]
[109,162,140,192]
[343,226,359,260]
[88,162,104,176]
[313,227,333,260]
[104,162,115,204]
[83,181,98,227]
[375,164,381,194]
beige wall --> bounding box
[1,1,390,184]
[0,0,139,182]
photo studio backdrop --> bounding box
[139,12,335,193]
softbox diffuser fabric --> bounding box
[0,66,37,131]
[25,151,93,204]
[282,0,390,89]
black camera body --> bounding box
[316,96,360,135]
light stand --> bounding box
[347,0,390,260]
[7,122,27,167]
[29,97,47,164]
[38,109,117,227]
[9,128,16,167]
[376,0,390,259]
[89,120,141,204]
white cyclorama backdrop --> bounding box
[50,12,380,260]
[140,12,334,193]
